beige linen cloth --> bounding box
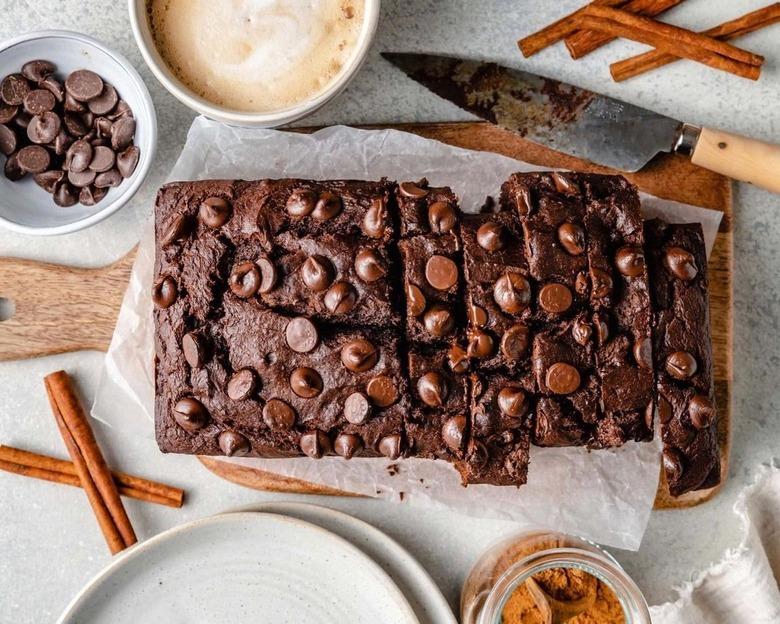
[651,466,780,623]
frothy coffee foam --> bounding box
[149,0,364,112]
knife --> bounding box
[382,53,780,193]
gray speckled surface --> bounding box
[0,0,778,621]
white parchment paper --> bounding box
[93,117,723,551]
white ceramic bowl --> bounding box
[0,31,157,236]
[128,0,380,127]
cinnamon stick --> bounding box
[565,0,684,59]
[518,0,627,57]
[579,11,762,80]
[611,4,780,81]
[583,5,765,67]
[45,371,137,553]
[0,445,184,508]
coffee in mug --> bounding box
[148,0,365,112]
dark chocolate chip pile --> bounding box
[0,61,139,207]
[152,173,719,496]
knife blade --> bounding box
[382,52,780,192]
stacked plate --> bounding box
[57,503,456,624]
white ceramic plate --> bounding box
[0,30,157,235]
[57,512,418,624]
[248,503,458,624]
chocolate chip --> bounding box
[363,197,387,238]
[399,180,429,198]
[334,433,362,459]
[64,91,86,113]
[33,169,65,193]
[539,283,573,314]
[94,168,122,188]
[173,397,210,432]
[23,89,55,115]
[256,257,277,293]
[493,272,531,314]
[65,139,93,172]
[227,369,257,401]
[501,324,530,362]
[290,367,323,398]
[39,76,64,102]
[229,261,261,298]
[448,343,470,374]
[53,129,72,155]
[378,434,403,460]
[417,371,448,407]
[95,116,113,138]
[546,362,581,394]
[423,305,455,337]
[116,145,140,178]
[1,74,30,106]
[21,60,55,83]
[407,283,426,317]
[285,317,319,353]
[468,303,487,327]
[262,399,297,430]
[17,145,50,173]
[0,124,17,155]
[663,448,684,482]
[551,172,578,194]
[593,313,609,345]
[161,213,190,246]
[88,145,115,172]
[633,337,653,369]
[476,221,506,251]
[312,191,342,220]
[658,396,673,424]
[666,351,697,380]
[67,168,96,188]
[689,395,715,429]
[286,189,316,217]
[341,339,379,372]
[355,249,386,283]
[442,415,466,453]
[425,255,458,291]
[367,375,398,407]
[0,102,17,124]
[467,328,495,359]
[3,153,24,181]
[324,281,357,314]
[300,255,333,292]
[182,332,209,368]
[300,430,331,459]
[26,111,60,144]
[497,387,528,417]
[644,401,654,431]
[217,430,250,457]
[664,247,698,281]
[79,185,108,206]
[88,84,118,115]
[63,111,88,136]
[516,187,534,215]
[344,392,371,424]
[558,222,585,256]
[198,197,231,227]
[590,267,613,298]
[65,70,104,101]
[108,99,133,120]
[572,318,591,345]
[110,116,135,151]
[615,246,645,277]
[428,201,457,233]
[53,182,78,207]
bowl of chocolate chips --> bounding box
[0,30,156,235]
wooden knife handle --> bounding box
[691,127,780,194]
[0,248,136,361]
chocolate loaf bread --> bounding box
[153,173,718,495]
[645,219,719,496]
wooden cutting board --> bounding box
[0,121,732,509]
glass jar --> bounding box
[461,530,651,624]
